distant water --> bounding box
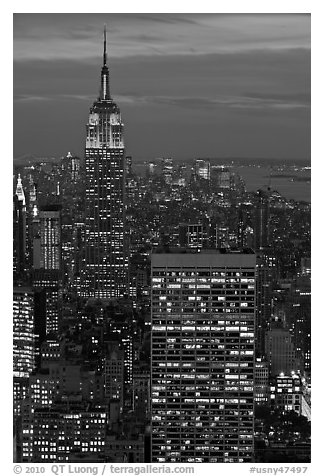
[233,165,311,203]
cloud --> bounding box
[14,94,51,102]
[244,92,310,104]
[131,14,199,26]
[14,93,93,103]
[13,14,310,160]
[13,13,310,62]
[116,93,310,111]
[14,88,310,112]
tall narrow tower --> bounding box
[81,27,128,299]
[13,174,27,281]
[32,205,63,336]
[254,189,270,251]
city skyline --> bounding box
[12,12,312,466]
[13,13,310,161]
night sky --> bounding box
[13,13,310,161]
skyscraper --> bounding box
[13,287,35,417]
[39,206,62,270]
[81,27,128,299]
[13,174,27,282]
[255,253,276,357]
[254,189,270,251]
[33,205,63,335]
[178,222,210,249]
[151,248,256,463]
[61,151,81,182]
[31,401,108,462]
[194,159,210,181]
[265,323,298,376]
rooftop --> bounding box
[152,247,255,255]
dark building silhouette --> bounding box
[285,276,311,373]
[237,202,253,248]
[254,189,270,251]
[255,252,277,357]
[265,319,298,377]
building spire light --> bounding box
[100,24,111,101]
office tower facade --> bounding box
[282,276,311,373]
[81,28,128,299]
[13,287,35,416]
[25,175,38,269]
[255,253,276,357]
[214,167,231,190]
[292,286,311,373]
[254,358,269,404]
[270,372,304,416]
[254,189,270,251]
[179,222,210,249]
[237,202,253,248]
[194,159,210,181]
[71,155,81,182]
[61,152,81,182]
[104,342,124,411]
[32,270,62,335]
[106,435,145,463]
[32,205,62,270]
[265,325,297,376]
[13,174,27,282]
[162,158,173,184]
[33,205,62,335]
[133,362,150,417]
[151,249,256,463]
[31,401,108,462]
[13,287,35,376]
[20,359,106,462]
[38,206,62,270]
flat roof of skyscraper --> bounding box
[152,247,255,255]
[151,248,256,267]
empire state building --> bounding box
[81,28,128,299]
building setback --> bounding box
[151,248,256,463]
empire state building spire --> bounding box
[103,23,107,66]
[100,25,111,101]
